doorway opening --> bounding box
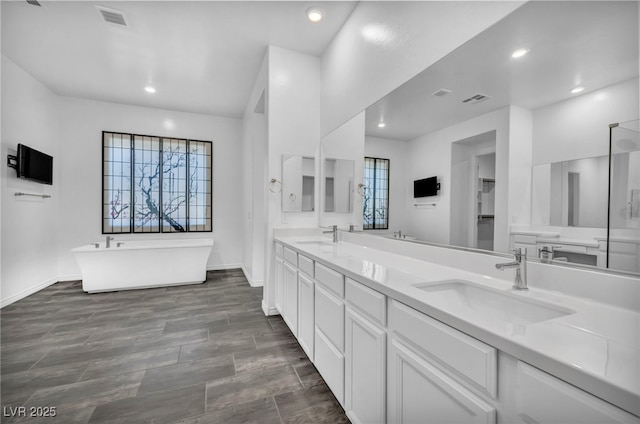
[450,130,496,250]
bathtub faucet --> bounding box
[106,236,114,248]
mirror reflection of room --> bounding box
[324,158,354,213]
[354,1,638,273]
[282,155,315,213]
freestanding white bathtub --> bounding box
[71,238,214,293]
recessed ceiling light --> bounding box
[511,48,529,58]
[306,7,324,23]
[377,122,386,128]
[571,86,585,94]
[144,86,156,94]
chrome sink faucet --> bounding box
[495,247,528,290]
[106,236,114,248]
[323,225,338,243]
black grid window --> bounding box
[103,131,212,234]
[363,157,390,230]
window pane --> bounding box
[102,132,212,234]
[188,141,212,232]
[162,138,188,232]
[133,135,161,233]
[363,157,389,230]
[103,132,132,233]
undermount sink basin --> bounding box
[413,280,573,325]
[296,240,334,246]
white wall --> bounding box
[263,46,322,314]
[320,112,365,229]
[54,98,243,279]
[507,106,533,230]
[533,78,639,165]
[1,55,60,306]
[406,107,513,251]
[242,52,268,287]
[320,1,524,136]
[364,135,409,235]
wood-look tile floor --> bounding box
[1,269,349,423]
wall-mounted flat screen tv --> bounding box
[414,176,439,197]
[16,143,53,185]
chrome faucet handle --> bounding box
[511,247,526,259]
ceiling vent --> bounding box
[26,0,42,6]
[96,6,128,27]
[462,93,491,104]
[432,88,452,97]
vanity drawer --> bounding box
[275,243,284,259]
[513,234,537,244]
[608,241,638,254]
[298,254,314,278]
[284,247,298,266]
[553,244,588,254]
[315,284,344,352]
[389,300,497,398]
[315,263,344,297]
[517,362,640,423]
[345,278,386,326]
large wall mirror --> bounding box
[319,112,365,228]
[333,1,639,274]
[324,158,355,213]
[282,154,315,213]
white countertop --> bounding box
[275,234,640,417]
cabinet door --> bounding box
[388,337,495,424]
[297,272,314,361]
[315,327,345,407]
[517,362,640,424]
[283,262,298,336]
[345,308,386,424]
[275,256,284,314]
[315,284,345,351]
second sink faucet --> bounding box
[495,247,528,290]
[106,236,114,248]
[323,225,338,243]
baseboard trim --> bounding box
[262,300,279,316]
[57,274,82,282]
[240,265,264,288]
[206,263,243,271]
[1,277,58,308]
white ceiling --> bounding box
[1,0,357,118]
[365,1,640,141]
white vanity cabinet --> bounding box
[273,240,640,424]
[516,362,640,424]
[274,243,284,314]
[297,256,315,361]
[314,263,346,406]
[344,278,387,424]
[282,247,298,336]
[387,300,497,424]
